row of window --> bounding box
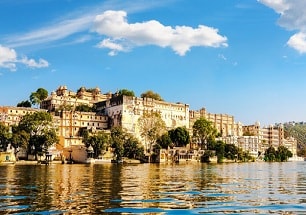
[9,110,35,114]
[65,114,107,120]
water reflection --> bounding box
[0,162,306,214]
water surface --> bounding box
[0,162,306,214]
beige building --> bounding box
[237,136,260,158]
[189,108,243,137]
[0,105,109,162]
[242,122,296,154]
[0,106,44,126]
[216,135,260,158]
[96,95,190,150]
[217,121,296,159]
[52,110,108,149]
[41,85,111,112]
[284,137,298,158]
[3,85,298,162]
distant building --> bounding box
[283,137,297,158]
[237,136,260,158]
[242,122,295,154]
[189,108,243,137]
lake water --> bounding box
[0,161,306,214]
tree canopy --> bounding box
[110,126,125,161]
[30,88,48,107]
[17,100,31,108]
[168,127,190,147]
[118,89,135,97]
[137,111,166,152]
[11,125,30,149]
[156,133,172,149]
[84,131,110,158]
[77,87,98,94]
[75,104,93,112]
[141,90,163,101]
[264,145,293,162]
[192,118,218,149]
[17,111,58,159]
[123,135,144,159]
[110,127,144,161]
[0,123,11,151]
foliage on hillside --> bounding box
[284,123,306,157]
[141,90,163,101]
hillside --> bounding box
[284,123,306,157]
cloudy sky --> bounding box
[0,0,306,125]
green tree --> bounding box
[110,126,125,162]
[17,100,31,108]
[118,89,135,97]
[192,118,218,149]
[141,90,163,101]
[168,127,190,147]
[58,104,73,111]
[214,140,226,162]
[17,111,58,160]
[75,104,93,112]
[84,131,109,158]
[30,88,48,107]
[0,123,11,151]
[237,149,252,162]
[156,133,172,149]
[201,150,215,162]
[79,128,89,140]
[225,144,238,160]
[137,111,166,153]
[77,87,97,93]
[264,146,277,162]
[11,125,30,160]
[277,145,293,162]
[123,135,144,159]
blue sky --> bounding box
[1,0,306,126]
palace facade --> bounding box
[96,94,190,151]
[0,85,298,162]
[41,85,111,112]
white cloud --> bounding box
[5,0,172,48]
[97,38,127,56]
[20,57,49,68]
[7,16,93,48]
[218,54,227,61]
[287,32,306,53]
[92,10,228,56]
[4,2,227,56]
[258,0,289,14]
[258,0,306,53]
[0,45,49,71]
[0,45,17,71]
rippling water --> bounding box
[0,161,306,214]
